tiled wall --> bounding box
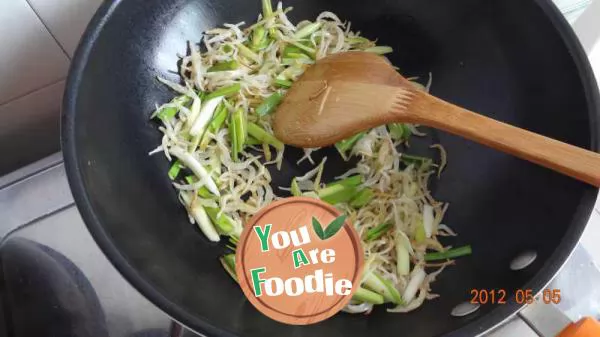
[0,0,102,175]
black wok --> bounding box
[62,0,600,336]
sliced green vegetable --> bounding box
[222,44,233,53]
[190,96,224,136]
[353,287,384,305]
[205,207,237,235]
[302,191,320,199]
[396,243,410,276]
[274,78,292,88]
[291,178,302,196]
[284,52,312,61]
[207,61,239,72]
[157,95,191,120]
[256,92,283,116]
[364,46,393,55]
[251,26,267,50]
[282,45,304,58]
[208,104,228,133]
[205,83,242,100]
[262,0,273,18]
[168,161,182,180]
[246,136,261,146]
[365,223,393,241]
[169,147,220,196]
[293,22,323,39]
[184,176,214,199]
[220,254,237,282]
[346,36,371,46]
[363,272,403,304]
[424,245,472,261]
[401,154,432,166]
[180,192,220,242]
[229,108,247,161]
[287,40,316,59]
[388,123,411,141]
[247,122,284,150]
[238,44,261,63]
[318,184,357,205]
[350,188,374,208]
[414,218,426,243]
[327,175,362,188]
[335,132,365,157]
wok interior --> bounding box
[67,0,597,336]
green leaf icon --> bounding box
[312,217,326,240]
[323,215,347,240]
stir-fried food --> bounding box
[150,0,470,314]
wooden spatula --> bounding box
[273,51,600,186]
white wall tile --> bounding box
[0,0,69,104]
[0,81,65,175]
[27,0,103,57]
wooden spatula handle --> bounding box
[409,91,600,187]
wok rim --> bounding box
[61,0,600,336]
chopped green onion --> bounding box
[284,52,312,60]
[302,191,320,199]
[190,96,224,136]
[352,287,384,305]
[262,0,273,18]
[388,123,411,141]
[205,83,242,100]
[327,175,362,188]
[184,176,214,199]
[350,188,374,208]
[281,45,313,60]
[251,26,267,50]
[287,41,316,59]
[246,136,261,145]
[274,78,292,88]
[336,132,365,157]
[364,46,393,55]
[229,108,247,161]
[222,44,233,53]
[424,245,472,261]
[346,36,371,46]
[157,95,191,120]
[220,254,237,282]
[205,207,237,235]
[168,161,182,180]
[207,61,239,72]
[291,178,301,196]
[396,240,410,276]
[256,92,283,116]
[180,192,220,242]
[262,142,272,161]
[365,223,392,241]
[401,154,432,166]
[238,44,261,63]
[318,184,357,205]
[169,147,220,196]
[363,272,403,304]
[294,22,323,39]
[414,218,426,243]
[247,122,284,150]
[208,104,228,133]
[158,106,178,120]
